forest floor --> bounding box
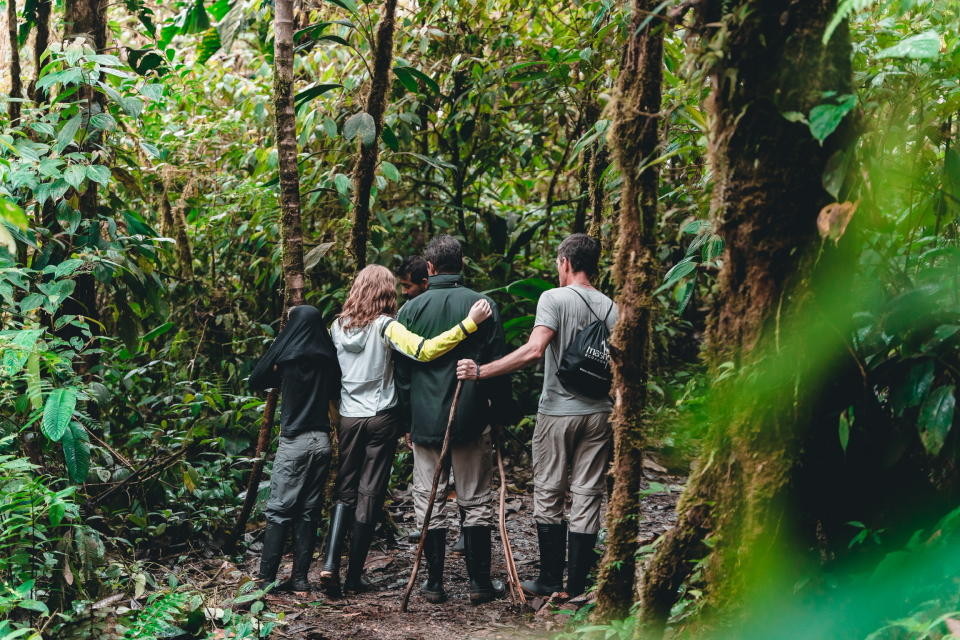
[187,460,682,640]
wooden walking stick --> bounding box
[495,425,526,606]
[400,380,463,612]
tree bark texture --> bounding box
[227,0,307,551]
[31,0,51,100]
[587,144,609,241]
[64,0,105,49]
[590,0,664,622]
[573,149,591,234]
[636,0,852,634]
[350,0,398,270]
[57,0,107,363]
[7,0,22,124]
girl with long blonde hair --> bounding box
[321,264,491,596]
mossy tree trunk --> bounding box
[350,0,398,270]
[591,0,664,621]
[227,0,306,550]
[637,0,852,634]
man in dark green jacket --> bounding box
[396,234,511,605]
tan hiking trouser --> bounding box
[412,427,494,530]
[532,412,612,534]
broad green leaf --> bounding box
[61,421,91,484]
[891,360,935,416]
[54,258,85,278]
[304,241,335,272]
[19,293,45,313]
[85,165,111,185]
[49,501,66,527]
[838,407,853,452]
[381,161,400,182]
[918,385,955,456]
[506,277,554,302]
[42,387,79,442]
[0,197,28,229]
[89,112,117,131]
[55,115,83,153]
[323,0,358,14]
[343,111,377,146]
[809,94,856,144]
[294,83,342,108]
[178,0,211,34]
[877,29,941,60]
[658,257,697,292]
[142,321,175,342]
[334,173,351,195]
[64,164,87,190]
[38,279,76,313]
[1,328,44,376]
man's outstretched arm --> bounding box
[456,325,555,380]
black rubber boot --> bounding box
[256,522,288,591]
[566,531,599,597]
[343,521,376,594]
[290,519,318,592]
[320,503,353,597]
[420,528,447,604]
[451,507,466,554]
[521,522,566,597]
[463,526,506,605]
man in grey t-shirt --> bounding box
[456,233,616,598]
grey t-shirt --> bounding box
[534,285,618,416]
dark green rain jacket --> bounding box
[396,273,514,446]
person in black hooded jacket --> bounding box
[249,305,340,592]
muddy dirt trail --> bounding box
[202,465,682,639]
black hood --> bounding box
[250,305,336,390]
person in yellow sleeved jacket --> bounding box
[319,264,492,597]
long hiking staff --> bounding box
[495,425,526,606]
[400,380,463,612]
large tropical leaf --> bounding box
[61,421,91,484]
[42,387,79,442]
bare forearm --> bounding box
[478,343,540,379]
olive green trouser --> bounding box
[532,412,612,534]
[265,430,332,526]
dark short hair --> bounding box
[424,235,463,274]
[398,255,428,283]
[557,233,600,277]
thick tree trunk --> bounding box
[64,0,105,49]
[58,0,106,367]
[31,0,50,100]
[350,0,398,269]
[591,0,664,621]
[637,0,851,634]
[226,0,306,551]
[7,0,22,124]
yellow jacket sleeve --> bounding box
[383,316,478,362]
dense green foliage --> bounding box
[1,0,959,638]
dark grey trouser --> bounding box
[265,430,332,526]
[332,410,400,525]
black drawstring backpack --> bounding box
[555,288,614,399]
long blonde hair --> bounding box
[338,265,398,330]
